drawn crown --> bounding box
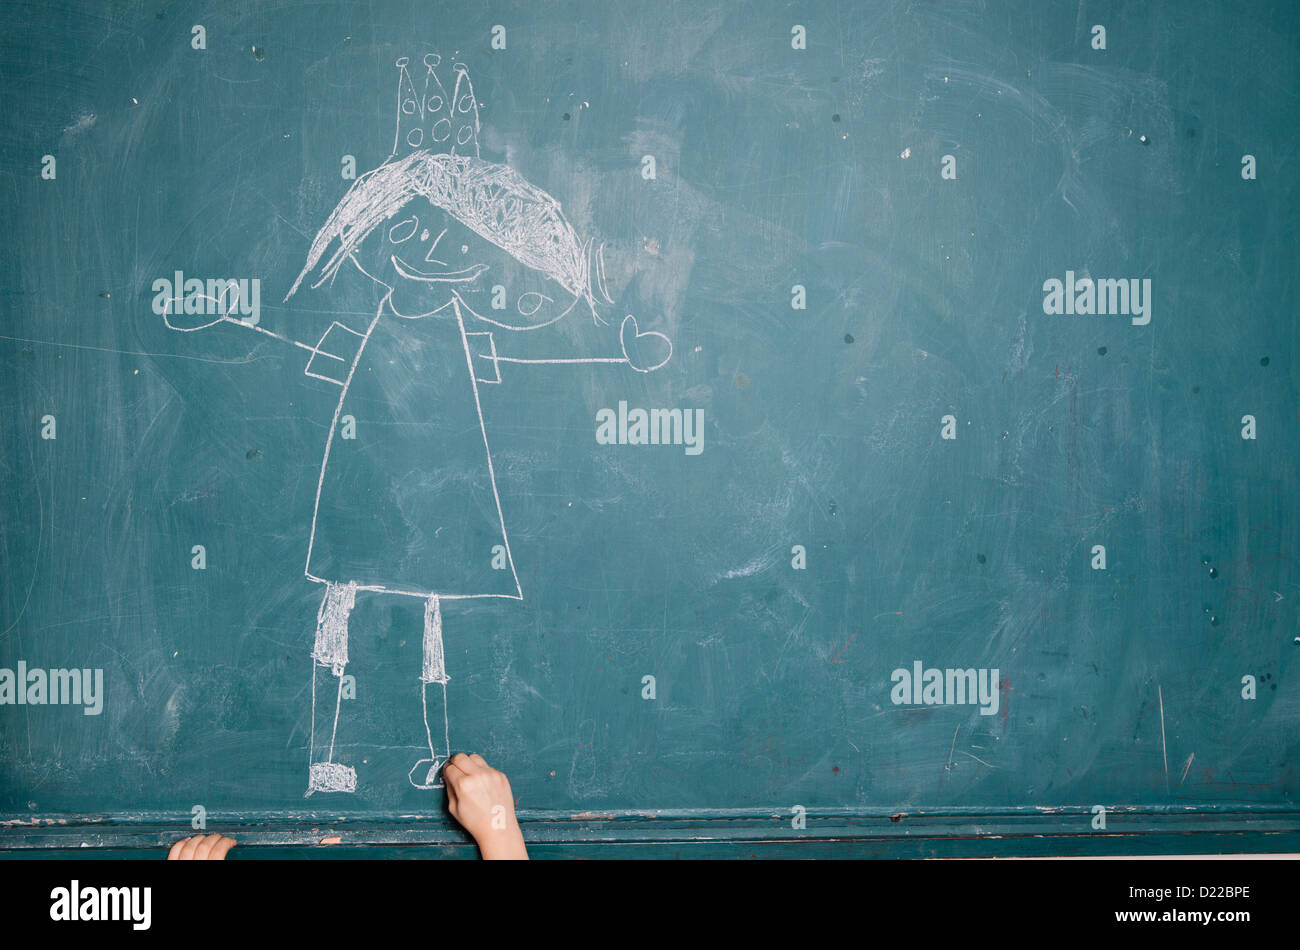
[392,53,480,160]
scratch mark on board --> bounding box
[0,334,266,366]
[1178,752,1195,787]
[958,750,997,769]
[829,632,857,664]
[1158,684,1169,793]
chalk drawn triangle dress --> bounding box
[305,297,521,600]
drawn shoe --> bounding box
[409,757,446,790]
[307,762,357,795]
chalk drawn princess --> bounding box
[164,54,671,794]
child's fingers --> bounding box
[188,833,215,859]
[445,754,474,778]
[191,833,224,859]
[467,753,490,769]
[167,833,235,860]
[443,764,468,792]
[195,831,226,862]
[447,752,479,774]
[443,763,461,794]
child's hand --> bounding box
[167,833,237,860]
[443,753,528,860]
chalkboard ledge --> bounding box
[3,806,1297,859]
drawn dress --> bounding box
[305,297,520,600]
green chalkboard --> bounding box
[1,0,1297,854]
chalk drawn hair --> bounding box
[285,149,612,316]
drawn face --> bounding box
[351,197,588,325]
[346,198,484,311]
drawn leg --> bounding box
[409,593,451,790]
[307,580,358,795]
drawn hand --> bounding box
[166,833,237,860]
[619,315,672,373]
[443,753,528,860]
[159,285,247,333]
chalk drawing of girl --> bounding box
[165,55,670,794]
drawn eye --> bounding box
[420,229,430,242]
[388,216,418,243]
[517,292,552,316]
[460,244,469,254]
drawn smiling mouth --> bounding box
[391,255,488,283]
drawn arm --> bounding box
[463,305,671,385]
[161,293,362,386]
